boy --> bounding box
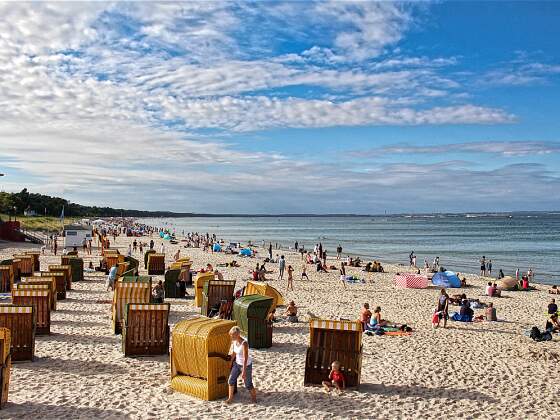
[322,361,345,394]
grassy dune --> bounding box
[0,214,80,232]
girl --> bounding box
[286,265,294,291]
[227,327,257,404]
[322,361,345,394]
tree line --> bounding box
[0,189,191,218]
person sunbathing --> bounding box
[369,307,387,328]
[284,301,298,322]
[549,285,560,295]
[546,313,560,333]
[485,302,497,321]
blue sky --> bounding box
[0,1,559,213]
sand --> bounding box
[0,234,558,420]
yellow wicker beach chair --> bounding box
[111,282,151,335]
[48,264,72,290]
[0,328,11,408]
[170,317,236,401]
[304,319,362,388]
[0,305,35,361]
[194,271,215,308]
[61,256,84,283]
[12,255,34,277]
[17,281,56,311]
[12,289,50,335]
[147,253,166,275]
[35,271,66,300]
[201,280,236,317]
[122,303,170,356]
[244,281,285,312]
[25,251,41,272]
[20,277,57,310]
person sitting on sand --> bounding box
[173,249,180,261]
[522,275,529,290]
[546,313,560,333]
[492,283,501,297]
[359,303,372,329]
[548,298,558,316]
[214,269,224,281]
[364,262,372,272]
[322,361,345,394]
[152,280,164,303]
[368,306,387,328]
[284,300,298,322]
[485,302,497,321]
[206,263,214,272]
[486,282,494,296]
[549,285,559,295]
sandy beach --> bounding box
[0,233,558,420]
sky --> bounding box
[0,1,559,214]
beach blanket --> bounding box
[451,312,473,322]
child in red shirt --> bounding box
[322,361,346,394]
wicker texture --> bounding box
[304,319,362,387]
[36,271,66,300]
[61,257,84,283]
[0,267,12,293]
[12,255,34,277]
[147,254,165,275]
[0,305,35,361]
[48,265,72,290]
[25,251,41,272]
[0,328,11,408]
[194,272,215,308]
[12,290,50,335]
[170,317,236,401]
[112,282,151,334]
[201,280,236,317]
[17,281,56,310]
[233,295,273,348]
[122,303,170,356]
[244,281,285,311]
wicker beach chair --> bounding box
[164,269,183,299]
[124,256,140,276]
[144,250,156,269]
[121,303,170,356]
[194,271,215,308]
[25,251,41,272]
[105,254,124,275]
[12,289,51,335]
[17,282,56,311]
[147,253,165,275]
[35,271,66,300]
[111,282,151,335]
[0,305,35,361]
[170,317,236,401]
[12,255,34,277]
[0,267,13,293]
[233,295,274,348]
[61,256,84,283]
[304,319,362,388]
[201,280,236,317]
[48,264,72,290]
[244,281,285,312]
[0,328,11,408]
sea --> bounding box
[138,213,560,285]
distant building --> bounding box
[23,208,38,217]
[63,224,93,248]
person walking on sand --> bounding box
[436,289,449,328]
[287,265,294,291]
[268,242,272,260]
[226,327,257,404]
[278,255,286,280]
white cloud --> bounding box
[359,141,560,157]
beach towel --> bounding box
[451,312,473,322]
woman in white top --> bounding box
[226,326,257,403]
